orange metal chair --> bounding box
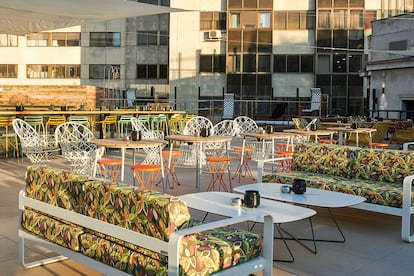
[369,142,389,150]
[205,156,232,192]
[232,146,255,182]
[131,164,162,190]
[275,142,294,171]
[319,139,338,144]
[97,159,122,182]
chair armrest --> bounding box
[403,142,414,151]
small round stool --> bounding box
[369,142,389,150]
[131,164,162,190]
[319,139,338,144]
[276,142,294,151]
[205,157,232,192]
[232,146,255,182]
[97,159,122,182]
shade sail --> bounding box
[0,0,180,35]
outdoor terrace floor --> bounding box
[1,148,413,275]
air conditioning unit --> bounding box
[208,30,222,40]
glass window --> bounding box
[148,65,157,78]
[230,13,241,28]
[228,0,242,9]
[258,55,271,72]
[258,30,272,52]
[259,12,271,28]
[350,0,364,8]
[334,0,348,8]
[52,33,66,46]
[273,55,286,72]
[66,33,81,46]
[301,55,314,72]
[287,12,300,29]
[67,65,80,78]
[318,10,331,28]
[51,65,65,78]
[228,30,242,52]
[228,54,241,73]
[333,30,348,49]
[137,64,147,78]
[214,55,226,73]
[27,65,49,78]
[243,54,256,72]
[259,0,272,9]
[317,55,331,73]
[349,30,363,49]
[348,54,361,72]
[317,30,332,50]
[0,34,18,47]
[159,64,168,79]
[333,9,347,29]
[287,55,300,72]
[0,64,17,78]
[333,54,347,73]
[318,0,332,8]
[243,30,257,52]
[27,33,48,46]
[274,11,287,29]
[244,0,257,9]
[200,55,213,72]
[160,31,168,45]
[90,32,121,47]
[349,10,363,29]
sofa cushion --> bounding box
[22,208,84,251]
[263,171,414,208]
[292,143,356,178]
[25,166,91,212]
[80,180,192,242]
[352,148,414,183]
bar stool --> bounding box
[98,115,118,139]
[131,164,162,190]
[45,115,66,135]
[0,116,19,159]
[117,115,133,138]
[232,146,255,182]
[205,157,232,192]
[319,139,338,144]
[24,116,45,135]
[151,114,168,135]
[156,150,181,189]
[97,159,122,182]
[275,142,294,171]
[369,142,389,150]
[137,115,151,130]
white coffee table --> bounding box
[234,183,366,243]
[179,191,317,262]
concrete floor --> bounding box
[1,149,414,276]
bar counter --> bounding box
[0,109,185,116]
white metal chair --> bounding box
[204,119,235,157]
[131,117,165,165]
[55,122,101,175]
[12,118,59,165]
[177,116,214,167]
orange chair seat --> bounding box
[97,159,122,182]
[319,139,338,144]
[205,157,232,192]
[369,142,389,149]
[131,164,162,190]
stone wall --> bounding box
[0,85,103,110]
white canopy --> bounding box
[0,0,180,35]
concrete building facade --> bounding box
[0,0,413,118]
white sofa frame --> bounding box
[18,189,275,275]
[258,158,414,243]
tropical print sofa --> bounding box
[21,166,263,275]
[263,143,414,208]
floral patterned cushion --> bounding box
[80,180,192,241]
[25,165,91,212]
[22,208,84,251]
[353,148,414,183]
[292,143,356,178]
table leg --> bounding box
[160,145,166,193]
[120,147,125,182]
[197,142,202,192]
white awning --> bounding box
[0,0,181,35]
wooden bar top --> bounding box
[0,109,185,116]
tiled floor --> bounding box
[1,149,414,275]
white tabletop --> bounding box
[234,183,366,208]
[179,191,316,224]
